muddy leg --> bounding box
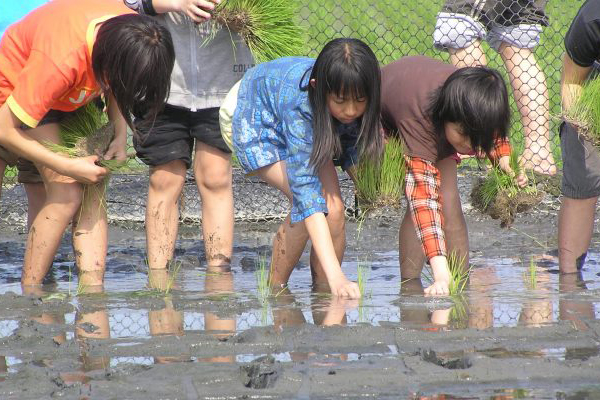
[399,209,426,279]
[72,183,108,287]
[193,142,233,267]
[23,169,83,285]
[254,161,309,286]
[558,196,597,274]
[145,160,186,270]
[24,182,46,230]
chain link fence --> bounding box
[0,0,584,223]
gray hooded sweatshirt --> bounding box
[125,1,255,111]
[158,13,254,111]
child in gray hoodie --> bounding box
[126,0,254,273]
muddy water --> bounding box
[1,211,600,399]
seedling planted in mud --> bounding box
[357,260,371,323]
[524,257,537,290]
[422,251,472,296]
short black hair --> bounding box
[92,14,175,129]
[429,66,510,155]
[307,38,383,170]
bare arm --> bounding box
[103,94,128,161]
[561,53,593,112]
[304,212,361,298]
[0,103,107,183]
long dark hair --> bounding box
[92,14,175,130]
[429,66,510,155]
[307,38,383,170]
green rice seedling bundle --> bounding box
[206,0,305,63]
[470,150,542,227]
[355,135,405,208]
[421,251,471,296]
[563,77,600,148]
[47,102,124,171]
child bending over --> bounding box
[220,38,383,298]
[381,56,525,295]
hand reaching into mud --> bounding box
[498,155,528,188]
[425,255,450,296]
[329,276,361,299]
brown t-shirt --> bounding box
[381,56,457,162]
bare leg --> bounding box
[558,196,597,274]
[255,161,345,287]
[399,210,426,280]
[498,44,556,175]
[145,160,186,269]
[24,183,45,230]
[72,182,108,287]
[448,40,487,67]
[22,123,84,285]
[193,143,233,267]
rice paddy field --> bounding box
[2,0,600,399]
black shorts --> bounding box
[133,105,231,168]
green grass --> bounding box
[210,0,305,63]
[355,135,405,207]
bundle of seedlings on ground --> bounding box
[205,0,305,63]
[355,135,405,210]
[470,151,542,227]
[562,76,600,147]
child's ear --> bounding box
[309,79,317,89]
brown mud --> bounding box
[0,168,599,398]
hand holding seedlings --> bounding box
[498,155,528,188]
[155,0,221,23]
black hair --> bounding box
[428,66,510,155]
[306,38,383,170]
[92,14,175,130]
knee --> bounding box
[47,182,84,215]
[149,165,186,197]
[196,166,232,194]
[326,197,346,235]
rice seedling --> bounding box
[562,76,600,147]
[255,253,270,304]
[447,252,471,296]
[205,0,305,63]
[355,135,405,208]
[357,260,370,323]
[523,257,537,290]
[146,260,182,296]
[449,294,469,329]
[422,251,471,296]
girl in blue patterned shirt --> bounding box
[220,38,382,298]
